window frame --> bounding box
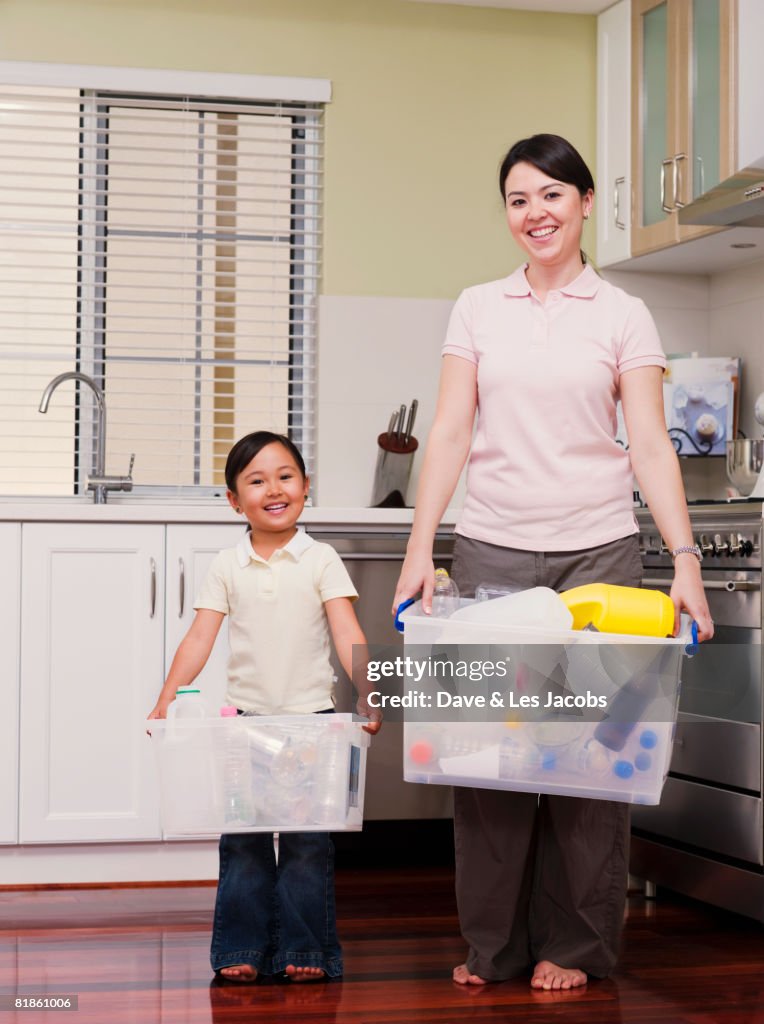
[0,61,330,498]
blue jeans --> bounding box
[210,830,342,977]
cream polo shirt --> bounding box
[194,528,358,714]
[443,263,666,551]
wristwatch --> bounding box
[670,544,703,563]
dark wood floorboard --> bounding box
[2,867,764,1023]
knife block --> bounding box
[370,434,418,508]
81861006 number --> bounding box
[0,995,78,1010]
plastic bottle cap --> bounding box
[409,739,435,765]
[176,687,201,695]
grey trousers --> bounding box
[450,532,643,981]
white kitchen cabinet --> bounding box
[19,523,165,843]
[596,0,632,267]
[164,523,244,713]
[0,523,21,843]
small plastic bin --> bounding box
[398,600,696,806]
[150,713,370,837]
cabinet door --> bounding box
[597,0,632,266]
[164,524,244,713]
[0,524,21,843]
[677,0,736,238]
[19,523,165,842]
[632,0,683,254]
[632,0,734,255]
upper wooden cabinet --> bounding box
[631,0,736,256]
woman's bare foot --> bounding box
[452,963,488,985]
[218,964,258,983]
[284,965,326,983]
[530,960,587,991]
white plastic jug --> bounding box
[449,587,573,630]
[167,686,208,720]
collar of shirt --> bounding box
[502,262,601,299]
[235,527,315,568]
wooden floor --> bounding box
[2,867,764,1023]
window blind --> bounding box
[0,83,322,497]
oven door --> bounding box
[640,568,762,791]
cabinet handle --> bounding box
[674,153,687,209]
[179,557,185,618]
[695,155,704,197]
[614,176,626,230]
[661,157,675,213]
[150,557,157,618]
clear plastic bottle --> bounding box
[235,717,316,790]
[219,706,255,827]
[311,726,350,826]
[431,568,460,618]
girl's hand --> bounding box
[392,549,435,615]
[670,557,713,642]
[147,700,171,721]
[355,697,382,735]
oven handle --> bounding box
[642,576,760,592]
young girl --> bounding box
[148,430,380,983]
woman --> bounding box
[393,134,712,991]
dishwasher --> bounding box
[310,526,455,821]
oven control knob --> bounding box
[739,535,754,557]
[713,533,730,555]
[698,534,715,557]
[728,533,741,556]
[659,537,669,554]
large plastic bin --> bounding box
[150,713,369,837]
[399,600,695,806]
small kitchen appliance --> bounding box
[726,390,764,497]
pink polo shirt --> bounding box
[443,263,666,551]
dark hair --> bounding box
[498,134,595,200]
[225,431,307,493]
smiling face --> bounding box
[503,160,593,274]
[227,441,308,545]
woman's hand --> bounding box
[392,548,435,615]
[670,556,713,642]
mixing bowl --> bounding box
[726,439,764,495]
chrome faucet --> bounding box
[38,371,134,504]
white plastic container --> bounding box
[399,599,695,806]
[150,713,370,837]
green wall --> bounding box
[0,0,596,298]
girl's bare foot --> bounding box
[453,963,488,985]
[284,965,326,982]
[530,960,587,991]
[218,964,258,983]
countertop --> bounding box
[0,498,460,529]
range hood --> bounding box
[678,156,764,228]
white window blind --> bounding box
[0,81,323,497]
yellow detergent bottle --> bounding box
[560,583,675,637]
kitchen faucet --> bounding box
[38,371,134,504]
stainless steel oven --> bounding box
[631,502,764,919]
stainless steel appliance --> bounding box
[311,526,455,821]
[678,153,764,228]
[631,501,764,919]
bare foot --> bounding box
[452,963,489,986]
[530,960,587,991]
[284,965,326,983]
[218,964,258,983]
